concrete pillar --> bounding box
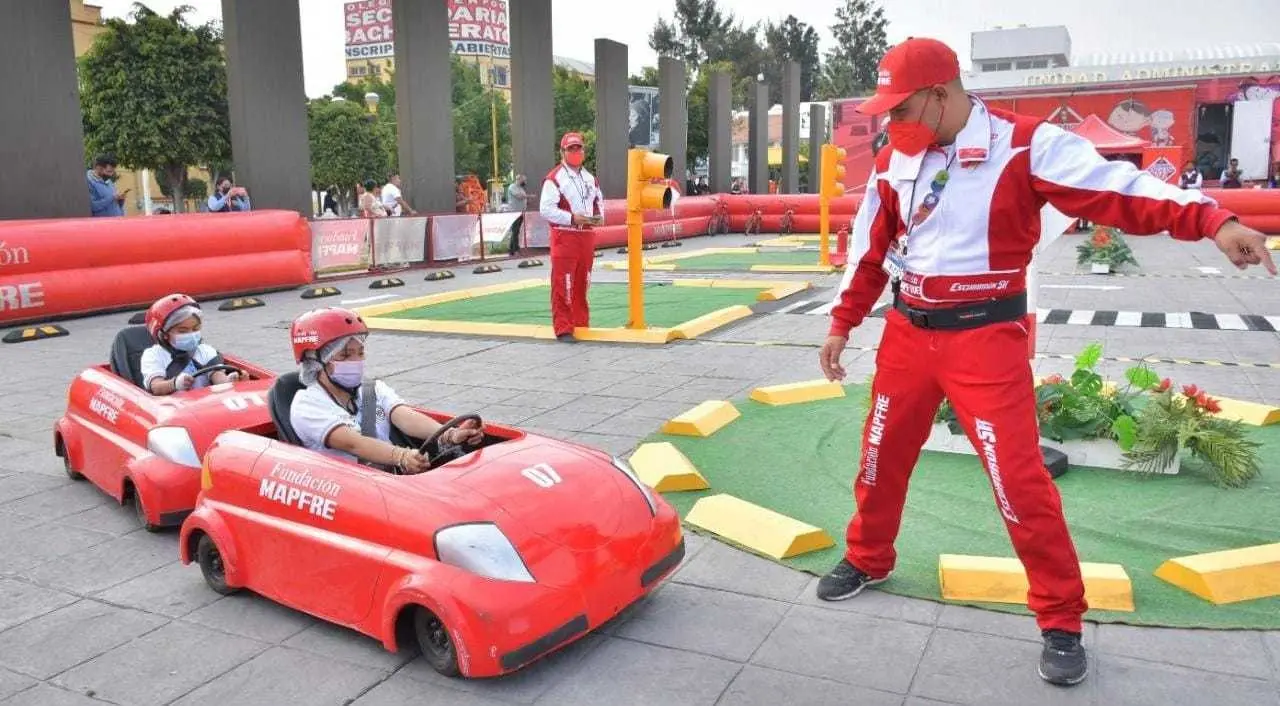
[391,0,455,212]
[781,62,801,194]
[707,69,731,193]
[659,57,687,185]
[594,39,628,198]
[748,81,769,196]
[510,0,555,186]
[0,1,88,219]
[221,0,311,214]
[808,103,827,193]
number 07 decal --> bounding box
[521,463,562,488]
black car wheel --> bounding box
[197,534,239,596]
[414,607,461,677]
[61,450,84,481]
[132,489,160,533]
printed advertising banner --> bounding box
[312,219,372,276]
[431,214,481,262]
[523,212,550,249]
[344,0,394,60]
[480,212,521,252]
[629,86,660,148]
[449,0,510,57]
[372,217,428,266]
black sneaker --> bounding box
[1038,629,1088,686]
[556,333,577,343]
[815,559,887,601]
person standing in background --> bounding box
[381,173,416,216]
[88,154,126,217]
[506,174,537,257]
[1179,160,1202,189]
[208,178,251,212]
[540,132,604,342]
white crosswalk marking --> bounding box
[1114,311,1143,326]
[1036,308,1049,323]
[1165,312,1192,328]
[1215,314,1248,331]
[1066,310,1095,325]
[776,300,813,315]
[1267,316,1280,331]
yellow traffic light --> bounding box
[821,144,847,200]
[627,149,673,212]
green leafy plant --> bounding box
[933,342,1263,487]
[1076,228,1139,269]
[1123,381,1262,487]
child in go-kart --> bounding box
[289,307,483,474]
[142,294,242,395]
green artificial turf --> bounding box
[649,386,1280,629]
[383,283,763,328]
[665,250,823,270]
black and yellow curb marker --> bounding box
[369,278,405,289]
[301,286,342,299]
[3,324,69,344]
[425,270,456,281]
[218,297,265,311]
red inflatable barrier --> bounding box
[1237,215,1280,234]
[590,217,716,249]
[1205,189,1280,217]
[0,210,312,327]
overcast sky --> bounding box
[92,0,1279,98]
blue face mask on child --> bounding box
[171,332,201,352]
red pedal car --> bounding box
[54,326,276,530]
[178,373,685,678]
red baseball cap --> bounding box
[560,132,584,149]
[856,38,961,115]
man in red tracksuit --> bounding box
[539,132,604,342]
[816,38,1275,686]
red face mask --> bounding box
[887,94,946,157]
[565,149,584,168]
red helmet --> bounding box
[290,307,367,363]
[145,293,199,341]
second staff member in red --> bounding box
[539,132,605,342]
[817,37,1275,687]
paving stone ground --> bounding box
[0,232,1277,705]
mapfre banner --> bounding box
[345,0,394,60]
[311,219,372,276]
[523,212,550,248]
[431,214,481,262]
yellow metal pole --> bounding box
[626,149,645,329]
[490,90,500,180]
[819,195,831,267]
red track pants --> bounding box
[847,309,1087,633]
[550,226,594,336]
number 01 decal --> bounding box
[222,393,267,411]
[521,463,562,488]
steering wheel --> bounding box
[190,364,244,381]
[419,414,484,469]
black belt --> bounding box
[892,292,1027,330]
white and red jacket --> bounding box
[829,97,1236,338]
[539,163,604,230]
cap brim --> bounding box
[856,91,912,115]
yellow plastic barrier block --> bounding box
[759,281,812,301]
[1211,397,1280,426]
[1154,543,1280,604]
[574,327,677,344]
[686,494,834,559]
[662,401,740,437]
[1267,236,1280,251]
[628,443,709,492]
[671,305,753,340]
[749,264,839,273]
[938,554,1134,612]
[750,380,846,406]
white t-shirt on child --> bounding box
[290,380,405,463]
[140,344,221,390]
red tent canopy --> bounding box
[1067,114,1150,154]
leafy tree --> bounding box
[820,0,889,100]
[628,66,660,87]
[648,0,734,68]
[685,60,733,167]
[762,16,821,104]
[450,58,511,183]
[79,3,229,213]
[308,97,392,213]
[553,66,597,167]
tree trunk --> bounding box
[164,164,187,213]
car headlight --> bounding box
[611,456,657,516]
[434,523,535,583]
[146,427,202,469]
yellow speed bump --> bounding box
[1211,397,1280,426]
[686,494,834,559]
[671,305,753,340]
[1154,543,1280,604]
[661,401,740,437]
[750,380,846,406]
[938,554,1134,612]
[3,325,69,344]
[628,443,709,492]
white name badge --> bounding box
[883,250,906,280]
